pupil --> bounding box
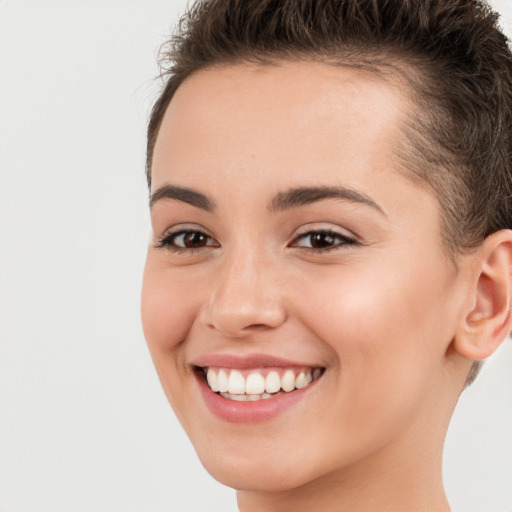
[311,232,334,248]
[184,232,206,247]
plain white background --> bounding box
[0,1,511,511]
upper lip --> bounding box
[191,353,322,370]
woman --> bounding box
[141,1,512,510]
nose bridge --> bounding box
[201,242,286,336]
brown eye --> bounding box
[178,231,209,248]
[293,230,356,251]
[158,229,219,251]
[309,232,337,249]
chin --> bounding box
[199,451,318,492]
[188,426,342,493]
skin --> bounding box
[141,61,512,511]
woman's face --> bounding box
[142,61,468,490]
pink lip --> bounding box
[191,353,316,370]
[192,355,323,423]
[195,373,319,423]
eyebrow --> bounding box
[269,186,386,216]
[150,183,385,216]
[150,184,215,211]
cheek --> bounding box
[293,260,449,405]
[141,262,200,352]
[295,262,425,342]
[141,261,206,424]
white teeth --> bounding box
[207,368,219,392]
[295,371,308,389]
[281,369,296,392]
[217,369,229,392]
[229,393,248,401]
[265,371,281,393]
[206,366,324,399]
[220,391,275,401]
[228,370,246,394]
[245,372,265,395]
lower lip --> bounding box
[195,371,319,423]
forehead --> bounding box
[151,60,414,201]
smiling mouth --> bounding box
[196,366,325,401]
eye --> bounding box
[156,229,219,252]
[291,230,356,251]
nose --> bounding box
[199,251,287,338]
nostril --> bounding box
[199,290,288,337]
[245,323,272,331]
[205,321,278,337]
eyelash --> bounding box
[156,229,219,254]
[292,230,357,251]
[156,228,357,254]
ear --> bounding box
[454,230,512,361]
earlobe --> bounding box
[455,230,512,361]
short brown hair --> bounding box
[147,0,512,254]
[146,0,512,384]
